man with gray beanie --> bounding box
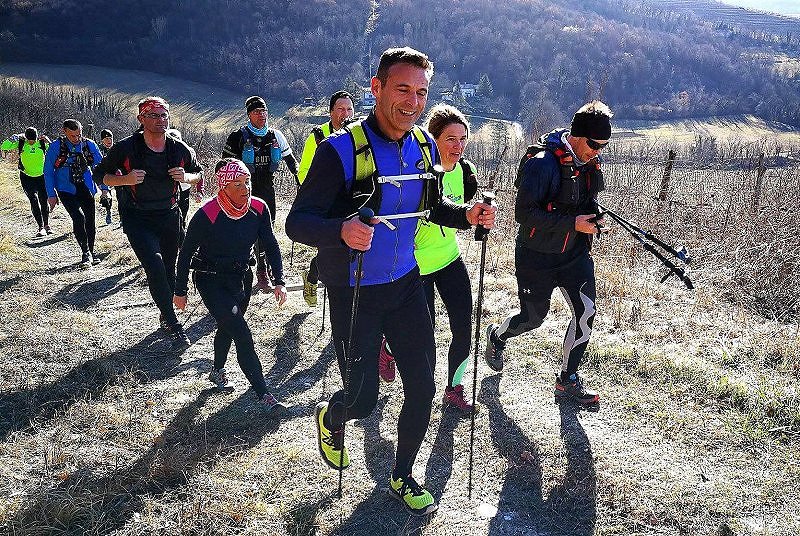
[222,95,299,291]
[485,100,612,406]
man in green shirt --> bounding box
[297,90,355,306]
[17,127,52,237]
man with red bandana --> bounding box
[173,158,288,413]
[95,96,202,350]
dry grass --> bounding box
[1,141,799,536]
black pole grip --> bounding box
[474,192,495,241]
[358,207,375,226]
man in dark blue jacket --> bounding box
[287,47,495,516]
[485,101,612,406]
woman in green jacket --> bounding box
[379,104,479,414]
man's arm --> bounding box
[285,142,348,248]
[221,130,241,159]
[274,129,299,178]
[43,141,58,198]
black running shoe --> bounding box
[164,322,190,351]
[554,372,599,405]
[484,323,505,372]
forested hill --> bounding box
[1,0,799,130]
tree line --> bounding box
[1,0,799,133]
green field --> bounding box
[0,63,292,134]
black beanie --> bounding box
[246,96,267,114]
[570,111,611,140]
[25,127,37,140]
[100,129,113,140]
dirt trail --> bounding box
[0,163,797,535]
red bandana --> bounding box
[216,159,251,220]
[138,97,169,115]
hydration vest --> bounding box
[345,121,437,218]
[53,137,95,171]
[240,126,281,174]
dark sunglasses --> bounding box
[586,138,609,150]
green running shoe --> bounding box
[315,401,349,470]
[388,473,438,516]
[302,270,318,307]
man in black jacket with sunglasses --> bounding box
[485,100,612,406]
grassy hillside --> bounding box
[2,0,800,130]
[0,63,291,136]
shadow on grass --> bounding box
[480,375,596,536]
[0,328,201,442]
[423,407,462,500]
[6,387,303,534]
[51,266,139,309]
[264,312,312,386]
[0,274,21,294]
[282,494,336,536]
[25,233,69,248]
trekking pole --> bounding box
[596,202,694,289]
[468,191,495,500]
[318,285,328,337]
[338,207,375,499]
[289,242,295,267]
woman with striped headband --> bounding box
[173,158,288,413]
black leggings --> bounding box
[178,188,190,225]
[195,269,268,398]
[252,178,276,272]
[121,207,182,325]
[326,268,436,476]
[495,249,596,376]
[58,183,96,253]
[307,255,319,285]
[20,173,49,229]
[420,257,472,388]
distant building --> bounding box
[459,83,477,99]
[361,87,376,110]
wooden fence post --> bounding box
[752,153,766,212]
[658,149,676,202]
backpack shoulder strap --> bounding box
[53,137,70,169]
[311,126,325,145]
[460,158,478,202]
[410,126,433,171]
[39,139,47,152]
[17,137,24,153]
[346,121,376,184]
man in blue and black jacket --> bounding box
[485,101,612,406]
[287,47,495,516]
[44,119,108,267]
